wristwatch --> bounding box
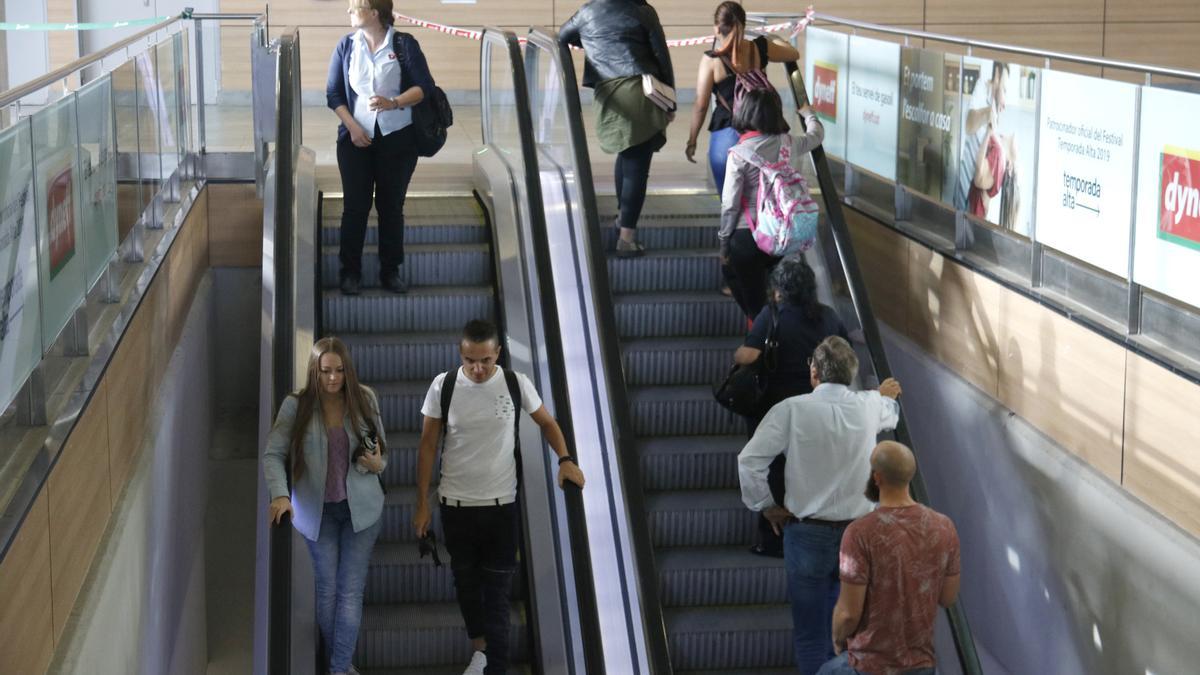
[558,455,576,466]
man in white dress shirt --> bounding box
[737,335,902,675]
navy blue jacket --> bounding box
[326,30,436,143]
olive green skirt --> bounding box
[594,75,669,155]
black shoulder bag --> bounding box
[394,31,453,157]
[713,304,779,416]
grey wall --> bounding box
[49,274,215,675]
[882,325,1200,675]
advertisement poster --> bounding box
[1034,70,1137,277]
[804,27,848,158]
[954,58,1040,235]
[845,35,900,180]
[47,166,76,279]
[1133,86,1200,310]
[0,125,44,412]
[897,47,961,203]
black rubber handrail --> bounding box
[480,27,604,675]
[780,60,985,675]
[524,27,673,675]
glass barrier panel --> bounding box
[113,59,143,242]
[157,37,181,180]
[845,35,900,181]
[896,47,962,206]
[482,35,525,176]
[526,44,573,170]
[176,30,193,159]
[31,94,88,352]
[1133,86,1200,311]
[134,49,163,214]
[1033,70,1138,278]
[0,118,44,411]
[76,76,119,288]
[953,57,1040,237]
[804,27,849,159]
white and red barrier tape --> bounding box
[393,6,814,48]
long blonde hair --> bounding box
[288,337,376,481]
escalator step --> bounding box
[665,605,794,670]
[344,332,461,382]
[323,286,494,333]
[597,193,721,220]
[607,249,722,293]
[628,385,744,436]
[646,489,754,548]
[373,381,436,434]
[379,488,437,544]
[657,547,786,607]
[357,602,528,668]
[360,668,532,675]
[379,433,419,487]
[320,244,492,289]
[622,336,739,387]
[614,291,745,338]
[366,543,528,605]
[598,220,719,251]
[321,222,490,246]
[637,435,744,491]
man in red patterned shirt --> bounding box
[817,441,961,675]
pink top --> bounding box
[323,426,350,503]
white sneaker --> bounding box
[462,650,487,675]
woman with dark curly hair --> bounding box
[733,254,847,556]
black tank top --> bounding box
[707,36,770,132]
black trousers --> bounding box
[614,134,661,230]
[441,501,520,675]
[336,123,419,279]
[726,228,782,319]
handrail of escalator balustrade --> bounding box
[525,27,673,675]
[779,60,985,675]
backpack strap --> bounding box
[778,135,792,164]
[438,368,458,452]
[503,369,522,453]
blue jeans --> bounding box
[305,500,382,673]
[709,126,740,194]
[816,652,936,675]
[785,520,847,675]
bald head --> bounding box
[871,441,916,487]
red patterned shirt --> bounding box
[839,504,960,675]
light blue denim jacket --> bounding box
[262,386,387,541]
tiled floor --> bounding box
[198,102,714,196]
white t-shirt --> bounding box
[421,368,543,502]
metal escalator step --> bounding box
[373,381,435,434]
[322,194,486,221]
[320,244,491,289]
[366,542,458,604]
[344,332,461,383]
[622,336,740,386]
[628,385,744,436]
[657,546,786,607]
[356,602,528,668]
[379,432,419,488]
[597,194,721,219]
[379,488,437,544]
[665,604,794,670]
[607,249,722,293]
[359,667,532,675]
[599,222,719,250]
[320,222,490,246]
[323,286,493,333]
[638,435,744,491]
[614,292,745,338]
[646,489,754,548]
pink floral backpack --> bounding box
[731,136,820,257]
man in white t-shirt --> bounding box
[414,319,585,675]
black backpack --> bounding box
[394,31,453,157]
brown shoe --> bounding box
[615,237,645,258]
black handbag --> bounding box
[394,32,453,157]
[713,305,778,416]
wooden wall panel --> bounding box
[924,0,1103,25]
[0,493,53,675]
[47,383,112,642]
[997,292,1126,482]
[844,208,910,334]
[166,193,210,348]
[1105,0,1200,23]
[221,0,554,28]
[106,286,154,499]
[924,23,1104,77]
[1123,355,1200,537]
[46,0,79,87]
[208,184,264,267]
[908,247,1003,398]
[1101,22,1200,84]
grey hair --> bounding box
[811,335,857,386]
[769,255,821,320]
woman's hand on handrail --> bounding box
[268,496,294,526]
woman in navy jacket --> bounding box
[326,0,434,295]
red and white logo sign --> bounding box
[47,166,76,280]
[1159,146,1200,251]
[811,61,838,123]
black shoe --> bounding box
[380,272,408,294]
[340,274,361,296]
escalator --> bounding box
[317,193,531,673]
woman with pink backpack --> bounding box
[719,87,824,318]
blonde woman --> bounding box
[264,337,386,675]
